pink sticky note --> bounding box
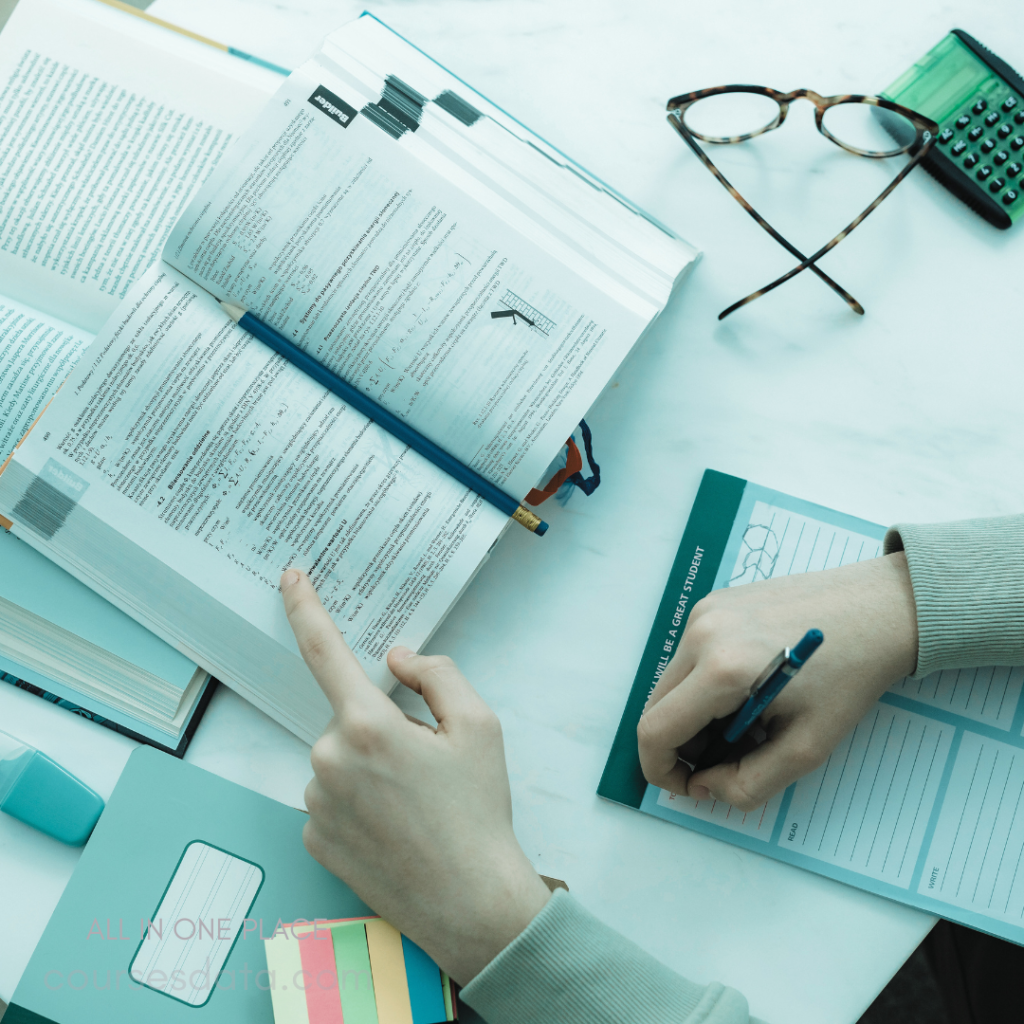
[298,922,345,1024]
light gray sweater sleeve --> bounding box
[884,514,1024,678]
[460,889,756,1024]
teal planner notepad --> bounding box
[601,469,1024,947]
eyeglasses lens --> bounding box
[682,92,781,142]
[820,103,917,155]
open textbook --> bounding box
[0,6,698,743]
[600,471,1024,946]
[0,0,285,747]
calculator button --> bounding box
[1013,137,1024,150]
[973,99,988,114]
[989,178,1005,193]
[985,111,1000,127]
[964,153,979,168]
[969,126,984,141]
[995,151,1009,165]
[1008,163,1023,177]
[977,166,993,180]
[951,140,967,156]
[938,128,954,143]
[956,114,971,129]
[1016,111,1024,124]
[998,124,1013,138]
[981,139,996,153]
[1003,97,1018,112]
[1004,189,1019,205]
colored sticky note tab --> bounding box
[365,918,413,1024]
[441,974,453,1022]
[333,922,379,1024]
[265,932,311,1024]
[299,923,344,1024]
[401,935,447,1024]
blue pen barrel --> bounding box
[691,630,825,769]
[790,628,824,666]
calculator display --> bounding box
[883,31,1023,228]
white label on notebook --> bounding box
[129,841,263,1006]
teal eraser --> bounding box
[0,736,104,846]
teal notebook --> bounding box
[7,748,376,1023]
[600,469,1024,946]
[9,747,485,1023]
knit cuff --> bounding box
[884,515,1024,678]
[460,888,749,1024]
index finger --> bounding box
[280,569,393,715]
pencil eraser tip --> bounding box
[535,521,548,536]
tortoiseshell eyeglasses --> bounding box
[666,86,938,319]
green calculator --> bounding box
[882,30,1024,229]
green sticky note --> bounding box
[441,973,453,1022]
[332,922,380,1024]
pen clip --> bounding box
[748,648,790,696]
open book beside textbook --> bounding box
[0,2,698,743]
[0,0,288,748]
[601,470,1024,947]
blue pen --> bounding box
[691,629,824,774]
[220,303,548,536]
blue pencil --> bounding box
[220,303,548,536]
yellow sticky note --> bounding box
[364,918,413,1024]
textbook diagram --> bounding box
[491,289,556,335]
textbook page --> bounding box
[0,267,511,742]
[0,0,278,333]
[163,57,651,502]
[311,42,683,311]
[636,475,1024,945]
[0,295,91,459]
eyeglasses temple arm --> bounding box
[669,116,863,315]
[718,136,935,320]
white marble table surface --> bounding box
[2,0,1022,1021]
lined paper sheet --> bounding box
[639,477,1024,945]
[728,500,882,585]
[891,668,1024,731]
[919,733,1024,923]
[782,706,953,886]
[656,787,783,842]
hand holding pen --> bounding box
[636,557,919,810]
[690,629,823,775]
